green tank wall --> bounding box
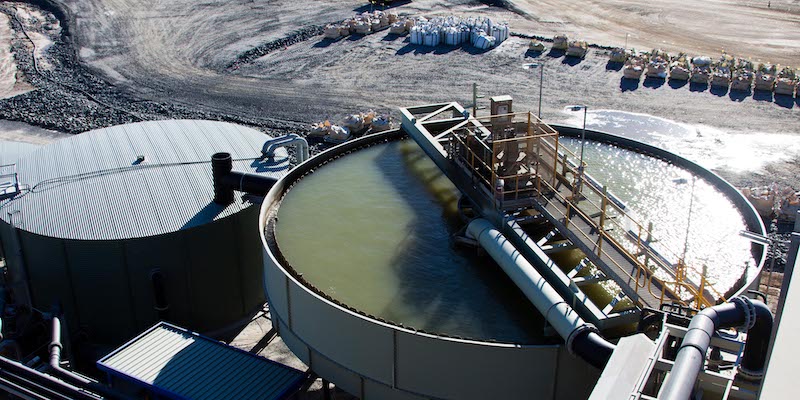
[0,205,265,347]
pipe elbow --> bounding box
[739,300,773,379]
[570,329,615,369]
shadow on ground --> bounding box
[525,49,544,58]
[605,61,623,71]
[753,90,774,102]
[689,82,708,92]
[775,94,795,109]
[643,77,665,89]
[729,89,750,102]
[562,56,583,66]
[668,79,688,89]
[382,33,405,42]
[710,85,729,97]
[353,0,411,13]
[620,77,639,92]
[546,48,565,58]
[314,38,339,48]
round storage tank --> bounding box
[260,127,765,400]
[0,120,289,347]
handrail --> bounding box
[538,134,725,305]
[535,166,715,309]
[442,111,723,309]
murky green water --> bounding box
[275,140,549,343]
[275,137,756,342]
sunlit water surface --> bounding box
[558,109,800,174]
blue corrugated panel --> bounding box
[97,322,306,400]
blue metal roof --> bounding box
[0,120,288,240]
[97,322,306,400]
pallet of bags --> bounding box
[473,32,496,50]
[309,120,351,143]
[553,34,568,50]
[389,20,407,35]
[323,24,342,39]
[370,114,393,132]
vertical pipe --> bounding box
[577,106,587,196]
[538,65,544,119]
[212,153,234,204]
[472,83,478,117]
[151,269,170,320]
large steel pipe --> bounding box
[466,218,615,368]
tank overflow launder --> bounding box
[212,152,278,205]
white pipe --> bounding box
[261,134,309,163]
[466,218,615,368]
[467,219,583,342]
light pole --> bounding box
[673,176,697,301]
[673,176,696,263]
[568,105,588,196]
[522,63,544,119]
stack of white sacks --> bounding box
[408,16,508,49]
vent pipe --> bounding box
[212,152,279,205]
[151,269,170,320]
[48,315,138,400]
[261,134,309,163]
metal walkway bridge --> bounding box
[400,102,723,329]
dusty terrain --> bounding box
[510,0,800,66]
[55,0,800,138]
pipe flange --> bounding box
[737,364,765,381]
[732,296,757,331]
[566,323,599,355]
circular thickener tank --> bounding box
[261,128,765,400]
[0,120,288,347]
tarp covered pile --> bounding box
[711,53,734,87]
[669,53,691,81]
[775,66,798,95]
[730,58,755,91]
[309,111,393,143]
[755,63,778,91]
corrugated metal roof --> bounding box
[98,322,306,400]
[0,120,289,240]
[0,140,40,165]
